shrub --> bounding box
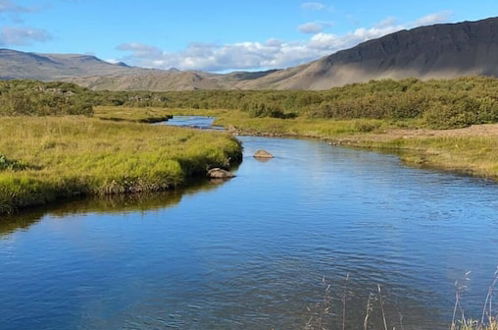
[424,96,498,129]
[0,154,26,171]
[0,80,94,117]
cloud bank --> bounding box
[116,11,452,72]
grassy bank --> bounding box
[0,116,241,214]
[215,111,498,180]
[95,106,498,181]
[94,106,223,122]
[95,106,174,123]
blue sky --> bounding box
[1,0,497,72]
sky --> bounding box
[0,0,497,72]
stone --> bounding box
[254,150,274,159]
[207,168,235,179]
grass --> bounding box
[345,136,498,179]
[94,106,223,123]
[305,271,498,330]
[94,106,498,181]
[95,106,173,123]
[211,110,498,181]
[0,116,241,214]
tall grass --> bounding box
[0,116,241,214]
[305,270,498,330]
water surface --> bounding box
[157,116,223,130]
[1,117,498,329]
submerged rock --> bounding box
[207,168,235,179]
[254,150,274,159]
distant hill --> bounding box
[0,49,146,80]
[2,17,498,90]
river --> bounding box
[1,116,498,329]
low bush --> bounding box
[0,154,26,171]
[0,80,94,116]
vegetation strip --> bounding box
[0,117,241,215]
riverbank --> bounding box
[96,106,498,182]
[216,112,498,181]
[218,112,498,180]
[0,116,242,215]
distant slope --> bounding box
[2,17,498,90]
[65,69,280,91]
[0,49,146,80]
[68,72,224,91]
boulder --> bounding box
[254,150,274,159]
[207,168,235,179]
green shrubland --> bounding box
[3,77,498,129]
[0,80,94,116]
[91,76,498,129]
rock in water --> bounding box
[254,150,274,159]
[207,168,235,179]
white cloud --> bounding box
[301,2,327,11]
[374,17,398,29]
[116,42,163,58]
[105,58,120,64]
[116,11,452,72]
[414,11,452,26]
[297,22,331,34]
[0,26,50,45]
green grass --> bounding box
[97,106,498,181]
[0,116,241,214]
[94,106,225,122]
[95,106,174,123]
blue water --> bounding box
[157,116,224,130]
[1,117,498,329]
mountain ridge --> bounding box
[2,16,498,90]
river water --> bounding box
[1,117,498,329]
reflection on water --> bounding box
[157,116,224,130]
[0,179,226,237]
[1,133,498,329]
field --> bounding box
[0,116,241,214]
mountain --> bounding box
[0,49,147,80]
[246,17,498,90]
[2,17,498,90]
